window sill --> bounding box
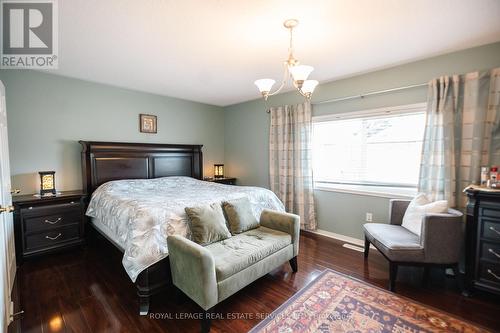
[314,182,416,199]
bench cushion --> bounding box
[205,226,292,281]
[363,223,424,262]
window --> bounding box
[312,103,426,197]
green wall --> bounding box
[3,42,500,241]
[0,70,225,194]
[224,42,500,240]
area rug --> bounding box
[249,269,489,333]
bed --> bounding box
[79,141,284,315]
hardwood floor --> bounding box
[11,232,500,332]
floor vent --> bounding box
[342,243,365,252]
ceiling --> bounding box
[52,0,500,106]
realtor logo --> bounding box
[1,0,58,69]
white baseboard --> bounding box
[310,229,376,250]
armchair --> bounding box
[363,199,463,291]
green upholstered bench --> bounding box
[167,209,300,333]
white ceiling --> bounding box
[52,0,500,106]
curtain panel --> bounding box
[269,102,317,230]
[418,68,500,209]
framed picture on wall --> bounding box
[139,114,157,133]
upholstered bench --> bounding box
[168,209,300,333]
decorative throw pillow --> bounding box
[401,193,448,236]
[222,197,259,234]
[185,203,232,246]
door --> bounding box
[0,80,16,331]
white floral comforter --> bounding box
[86,176,285,282]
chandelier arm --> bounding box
[292,80,311,100]
[267,63,290,96]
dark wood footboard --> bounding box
[136,258,172,315]
[88,222,172,315]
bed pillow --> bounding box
[185,203,232,246]
[401,193,448,236]
[222,197,259,234]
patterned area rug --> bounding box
[249,269,489,333]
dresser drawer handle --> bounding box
[489,248,500,259]
[489,226,500,236]
[45,233,62,241]
[487,269,500,281]
[44,218,62,225]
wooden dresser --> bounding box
[13,191,86,263]
[464,188,500,296]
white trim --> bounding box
[314,184,415,199]
[342,243,365,252]
[311,229,376,250]
[312,102,426,122]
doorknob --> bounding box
[10,189,20,194]
[0,205,14,214]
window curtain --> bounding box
[269,102,317,230]
[418,68,500,209]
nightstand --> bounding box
[13,190,86,263]
[207,177,237,185]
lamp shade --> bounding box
[214,164,224,178]
[289,65,314,82]
[254,79,275,93]
[39,171,56,196]
[301,80,319,94]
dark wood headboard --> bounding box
[79,141,203,194]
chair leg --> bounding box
[289,257,298,272]
[364,236,370,259]
[389,262,398,292]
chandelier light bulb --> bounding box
[289,65,314,83]
[301,80,319,94]
[254,79,276,93]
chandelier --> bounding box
[254,19,318,101]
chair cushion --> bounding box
[363,223,424,262]
[205,226,291,281]
[185,203,232,246]
[222,197,260,234]
[401,193,448,236]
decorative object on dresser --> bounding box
[139,113,157,133]
[12,190,86,263]
[206,177,236,185]
[213,163,224,178]
[464,187,500,296]
[38,170,56,196]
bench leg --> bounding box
[201,308,212,333]
[364,236,370,259]
[289,257,298,272]
[389,262,398,292]
[139,295,150,316]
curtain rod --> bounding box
[312,82,427,105]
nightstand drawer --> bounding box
[25,226,80,251]
[24,210,81,234]
[13,191,86,262]
[20,201,81,216]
